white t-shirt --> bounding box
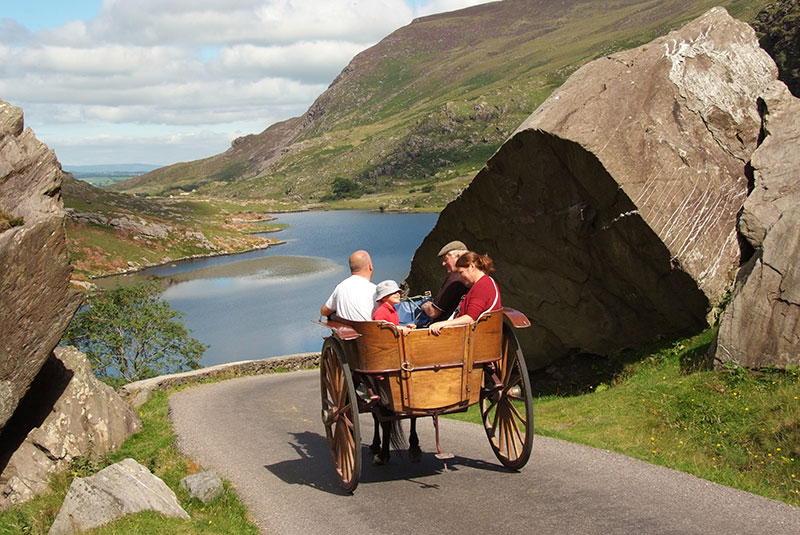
[324,275,377,321]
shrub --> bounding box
[63,282,206,382]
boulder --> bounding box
[405,8,778,368]
[48,458,189,535]
[0,347,142,509]
[180,471,223,503]
[0,99,82,429]
[712,81,800,369]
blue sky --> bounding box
[1,0,102,30]
[0,0,486,167]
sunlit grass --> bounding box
[0,390,259,535]
[450,328,800,506]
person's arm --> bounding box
[428,313,474,335]
[321,304,335,317]
[420,300,441,319]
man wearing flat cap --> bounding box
[414,240,469,326]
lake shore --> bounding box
[88,238,288,282]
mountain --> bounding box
[108,0,771,208]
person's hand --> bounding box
[429,321,444,335]
[399,325,415,336]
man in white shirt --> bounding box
[320,250,377,321]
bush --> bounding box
[63,282,206,382]
[328,177,363,199]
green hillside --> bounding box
[109,0,771,209]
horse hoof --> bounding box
[373,453,388,466]
[409,445,422,463]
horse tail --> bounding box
[390,419,406,451]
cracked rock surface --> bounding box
[405,8,778,368]
[0,99,82,429]
[713,81,800,369]
[0,347,141,509]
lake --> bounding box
[117,210,438,366]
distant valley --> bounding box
[65,164,161,187]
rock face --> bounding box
[49,458,189,535]
[0,99,82,429]
[405,8,778,368]
[0,347,142,509]
[180,471,223,504]
[712,81,800,369]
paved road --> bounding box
[170,370,800,535]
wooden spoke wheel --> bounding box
[480,323,534,470]
[320,337,361,492]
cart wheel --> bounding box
[480,323,534,470]
[320,337,361,492]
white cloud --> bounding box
[1,0,488,166]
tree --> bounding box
[63,281,206,383]
[330,177,362,199]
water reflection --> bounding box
[100,211,437,366]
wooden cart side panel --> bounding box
[330,313,505,413]
[470,312,504,362]
[466,312,502,404]
[352,322,403,372]
[400,327,469,411]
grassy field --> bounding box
[454,328,800,507]
[0,390,260,535]
[63,176,287,279]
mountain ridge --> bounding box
[108,0,771,209]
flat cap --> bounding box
[437,240,467,256]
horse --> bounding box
[368,411,422,465]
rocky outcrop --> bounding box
[0,347,141,509]
[0,99,82,430]
[405,8,778,368]
[712,81,800,369]
[49,458,189,535]
[180,471,223,504]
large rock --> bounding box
[712,81,800,369]
[405,8,778,368]
[180,471,223,504]
[0,347,142,509]
[0,99,82,429]
[48,458,189,535]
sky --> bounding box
[0,0,487,167]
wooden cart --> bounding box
[317,307,533,492]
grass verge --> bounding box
[0,390,259,535]
[451,328,800,507]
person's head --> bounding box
[455,251,494,286]
[437,240,468,273]
[375,280,401,306]
[349,250,374,279]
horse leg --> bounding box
[408,417,422,463]
[369,412,381,455]
[373,418,392,465]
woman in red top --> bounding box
[428,252,501,335]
